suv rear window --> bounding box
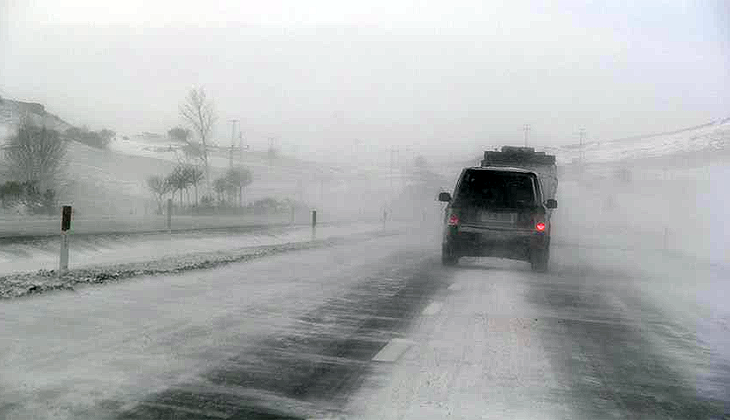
[456,170,536,209]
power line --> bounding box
[389,146,396,193]
[571,128,587,173]
[578,128,586,164]
[238,131,249,164]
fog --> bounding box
[1,0,729,255]
[2,1,729,159]
[2,3,730,418]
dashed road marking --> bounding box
[307,417,348,420]
[448,282,462,291]
[136,402,230,419]
[422,302,443,316]
[372,338,413,362]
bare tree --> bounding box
[224,166,253,207]
[213,177,228,205]
[3,117,67,191]
[165,165,191,209]
[146,175,170,214]
[179,87,216,191]
[411,155,441,184]
[182,164,204,206]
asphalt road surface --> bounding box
[0,227,728,419]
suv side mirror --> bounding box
[545,199,558,209]
[438,192,452,202]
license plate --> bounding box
[480,212,516,223]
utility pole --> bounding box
[228,119,239,168]
[403,146,413,189]
[238,131,247,164]
[523,124,531,147]
[267,136,276,165]
[388,146,398,194]
[578,128,586,165]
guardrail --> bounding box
[0,214,294,239]
[0,212,386,240]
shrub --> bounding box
[64,126,115,149]
[0,180,56,214]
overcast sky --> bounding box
[1,0,728,155]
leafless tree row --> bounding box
[146,86,254,214]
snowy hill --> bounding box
[0,96,394,219]
[547,117,730,167]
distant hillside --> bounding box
[0,96,394,219]
[545,117,730,166]
[0,95,73,139]
[445,117,730,186]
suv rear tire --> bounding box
[442,244,459,266]
[530,247,549,272]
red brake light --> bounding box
[536,222,546,232]
[448,214,459,226]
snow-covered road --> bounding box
[0,225,727,419]
[347,245,730,419]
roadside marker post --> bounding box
[59,205,72,273]
[311,210,317,240]
[167,198,173,232]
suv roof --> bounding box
[467,166,538,175]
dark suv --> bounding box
[438,166,557,271]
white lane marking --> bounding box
[422,302,443,316]
[372,338,413,362]
[307,417,348,420]
[448,282,462,291]
[137,402,230,419]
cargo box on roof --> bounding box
[481,146,558,201]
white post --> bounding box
[59,205,72,274]
[59,232,69,273]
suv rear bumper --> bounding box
[443,224,549,260]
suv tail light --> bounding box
[536,222,546,232]
[448,214,459,226]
